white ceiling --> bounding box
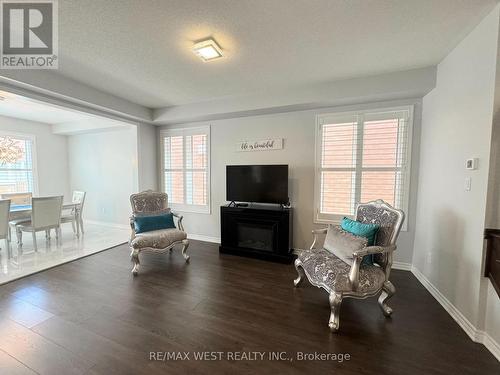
[0,90,129,133]
[0,91,91,124]
[55,0,498,108]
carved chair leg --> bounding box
[131,248,140,276]
[293,258,305,287]
[328,293,343,333]
[181,239,190,262]
[378,280,396,317]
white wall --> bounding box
[161,99,422,265]
[136,123,158,191]
[0,115,71,199]
[413,4,499,355]
[483,6,500,355]
[67,127,139,226]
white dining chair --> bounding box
[0,199,11,258]
[60,191,86,237]
[11,196,63,252]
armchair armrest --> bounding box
[171,211,185,232]
[352,245,396,259]
[349,244,397,291]
[310,227,328,250]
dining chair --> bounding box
[60,191,86,237]
[0,199,11,258]
[0,192,32,206]
[11,196,64,252]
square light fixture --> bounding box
[192,38,223,61]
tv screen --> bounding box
[226,165,288,204]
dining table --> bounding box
[9,202,82,237]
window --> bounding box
[0,133,36,195]
[160,126,210,213]
[315,106,412,227]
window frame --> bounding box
[0,131,39,196]
[159,125,211,214]
[314,105,413,231]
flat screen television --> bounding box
[226,165,288,204]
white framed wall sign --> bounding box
[236,138,284,152]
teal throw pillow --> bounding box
[134,213,176,234]
[340,217,380,265]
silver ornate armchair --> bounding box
[129,190,190,275]
[294,199,405,332]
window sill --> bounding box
[169,204,211,215]
[314,218,341,226]
[314,216,408,232]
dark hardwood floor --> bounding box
[0,240,498,374]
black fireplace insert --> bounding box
[219,205,293,263]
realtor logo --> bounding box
[0,0,58,69]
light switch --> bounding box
[465,177,471,191]
[466,158,479,170]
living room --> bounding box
[0,1,499,374]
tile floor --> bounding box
[0,222,128,285]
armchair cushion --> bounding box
[323,225,368,265]
[130,228,186,250]
[134,213,175,234]
[297,249,385,294]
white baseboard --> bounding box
[411,266,478,340]
[83,220,129,231]
[411,266,500,362]
[392,261,412,271]
[479,331,500,362]
[187,234,221,244]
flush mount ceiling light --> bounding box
[192,38,223,61]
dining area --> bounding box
[0,102,138,287]
[0,191,86,258]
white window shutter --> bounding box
[161,126,211,213]
[316,106,412,227]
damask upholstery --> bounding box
[130,191,169,217]
[356,203,401,266]
[130,228,187,250]
[129,190,190,275]
[298,249,385,293]
[294,199,405,332]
